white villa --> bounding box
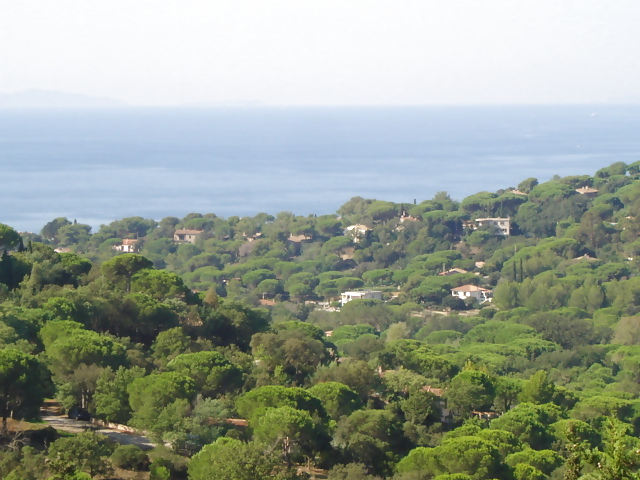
[340,290,383,306]
[451,284,492,303]
[344,224,371,243]
[474,218,511,236]
[113,238,138,253]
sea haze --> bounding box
[1,106,639,233]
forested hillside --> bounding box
[3,160,640,479]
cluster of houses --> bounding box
[112,228,205,253]
[341,283,492,306]
[111,225,492,306]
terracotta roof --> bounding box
[175,229,204,235]
[439,268,469,276]
[451,284,490,292]
[226,418,249,427]
[206,418,249,427]
[422,385,445,397]
[511,189,528,196]
[121,239,138,245]
[288,234,312,242]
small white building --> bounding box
[474,218,511,236]
[344,224,370,243]
[451,284,492,303]
[341,290,382,305]
[174,229,203,244]
[113,238,138,253]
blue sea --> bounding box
[1,105,639,233]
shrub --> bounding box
[110,445,149,471]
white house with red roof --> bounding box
[451,284,492,303]
[113,238,138,253]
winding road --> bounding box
[41,413,155,450]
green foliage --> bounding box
[189,437,297,480]
[331,324,378,342]
[396,436,502,480]
[334,409,408,476]
[518,370,556,405]
[110,445,149,471]
[327,463,383,480]
[100,254,153,292]
[308,382,363,420]
[44,328,127,378]
[491,402,562,449]
[250,327,329,384]
[167,350,242,397]
[0,348,48,430]
[47,430,115,478]
[5,162,640,479]
[93,366,146,424]
[312,359,381,400]
[131,269,192,301]
[127,372,197,437]
[251,406,327,462]
[444,370,496,416]
[505,448,563,475]
[236,385,326,420]
[0,224,21,251]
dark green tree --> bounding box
[100,254,153,292]
[0,349,48,433]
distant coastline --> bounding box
[1,105,640,233]
[0,89,127,108]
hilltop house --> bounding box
[174,229,203,244]
[340,290,382,306]
[113,238,138,253]
[344,224,370,243]
[575,186,599,198]
[438,268,469,276]
[463,217,511,236]
[451,284,492,303]
[287,233,312,243]
[474,218,510,236]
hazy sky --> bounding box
[1,1,638,106]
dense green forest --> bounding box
[3,160,640,479]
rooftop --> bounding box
[439,268,469,276]
[575,186,599,194]
[452,284,490,292]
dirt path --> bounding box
[41,414,155,450]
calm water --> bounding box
[1,106,639,233]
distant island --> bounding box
[0,89,127,108]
